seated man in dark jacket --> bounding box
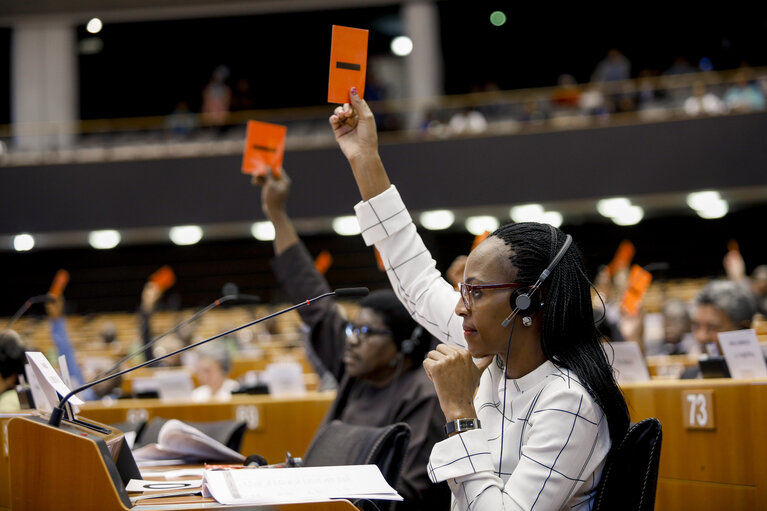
[257,170,449,511]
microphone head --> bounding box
[244,454,268,467]
[222,282,239,297]
[334,287,370,298]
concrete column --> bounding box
[402,0,443,130]
[12,19,78,151]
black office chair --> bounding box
[593,417,663,511]
[135,417,248,453]
[110,420,147,441]
[304,420,410,509]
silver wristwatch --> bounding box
[444,418,481,437]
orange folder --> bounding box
[471,231,490,251]
[149,265,176,293]
[314,250,334,276]
[328,25,368,104]
[241,121,287,177]
[621,264,652,316]
[607,240,635,277]
[48,269,70,297]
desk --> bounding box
[79,392,335,462]
[4,412,354,511]
[622,378,767,510]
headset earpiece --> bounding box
[400,325,423,356]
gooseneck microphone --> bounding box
[48,287,369,429]
[91,285,262,382]
[4,295,56,330]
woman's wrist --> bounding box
[442,402,477,423]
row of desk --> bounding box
[2,379,766,509]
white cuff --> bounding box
[428,428,496,483]
[353,185,412,246]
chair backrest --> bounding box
[303,420,411,489]
[135,417,248,453]
[593,417,663,511]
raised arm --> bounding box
[329,89,465,348]
[257,170,346,380]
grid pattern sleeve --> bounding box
[428,373,610,511]
[354,185,465,348]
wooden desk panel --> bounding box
[621,379,767,510]
[79,392,335,463]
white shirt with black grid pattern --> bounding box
[354,185,612,510]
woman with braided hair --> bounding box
[329,88,629,510]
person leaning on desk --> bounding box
[254,170,450,511]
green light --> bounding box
[490,11,507,27]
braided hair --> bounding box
[490,222,629,447]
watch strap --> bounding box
[444,418,481,437]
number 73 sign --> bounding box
[682,390,715,430]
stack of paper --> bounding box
[133,419,245,463]
[202,465,401,505]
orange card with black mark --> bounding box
[314,250,334,276]
[48,269,70,297]
[607,240,635,277]
[621,264,652,316]
[471,231,490,251]
[241,121,287,177]
[150,265,176,293]
[328,25,368,104]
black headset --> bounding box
[400,325,423,356]
[501,227,573,328]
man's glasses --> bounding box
[345,323,393,341]
[458,282,524,311]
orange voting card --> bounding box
[48,269,70,297]
[314,250,334,276]
[471,231,490,251]
[328,25,368,104]
[241,121,287,177]
[727,239,740,253]
[374,247,386,272]
[150,265,176,293]
[621,264,652,316]
[607,240,635,277]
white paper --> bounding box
[57,355,72,389]
[202,465,401,506]
[718,329,767,379]
[24,363,51,413]
[609,342,651,383]
[132,419,245,463]
[264,361,306,396]
[25,352,84,409]
[126,478,202,492]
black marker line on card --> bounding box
[336,62,361,71]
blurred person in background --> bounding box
[684,81,726,116]
[0,330,26,411]
[201,65,232,126]
[692,280,757,356]
[723,249,767,315]
[724,68,765,112]
[646,299,696,356]
[45,295,97,400]
[191,342,239,401]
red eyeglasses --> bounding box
[458,282,524,310]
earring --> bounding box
[522,316,533,327]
